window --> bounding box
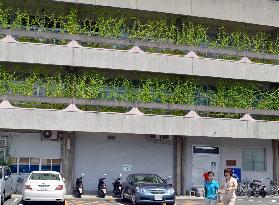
[41,159,52,171]
[0,139,6,163]
[5,167,11,177]
[19,158,30,173]
[193,146,220,154]
[15,158,61,173]
[52,159,61,172]
[242,148,266,171]
[10,157,17,173]
[30,158,40,172]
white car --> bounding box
[22,171,66,205]
[0,166,13,205]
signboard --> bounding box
[123,164,133,172]
[230,168,241,182]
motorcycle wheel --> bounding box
[121,190,127,202]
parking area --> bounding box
[5,196,279,205]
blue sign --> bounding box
[230,168,241,182]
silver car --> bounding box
[121,174,175,205]
[0,166,13,205]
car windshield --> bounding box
[30,173,60,181]
[134,175,164,184]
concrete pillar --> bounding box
[174,136,183,195]
[273,140,279,183]
[61,132,75,194]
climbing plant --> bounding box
[0,5,278,55]
[0,65,278,116]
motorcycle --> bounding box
[248,180,261,197]
[269,181,279,196]
[74,173,85,198]
[259,184,267,198]
[113,174,122,198]
[97,174,107,198]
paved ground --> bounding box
[5,196,279,205]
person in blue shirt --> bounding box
[204,171,220,205]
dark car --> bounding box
[121,174,175,205]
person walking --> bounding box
[204,171,220,205]
[222,168,237,205]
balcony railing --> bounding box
[1,28,278,64]
[1,95,279,117]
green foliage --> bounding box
[96,15,126,38]
[177,22,208,46]
[0,66,278,115]
[63,9,80,34]
[0,5,277,55]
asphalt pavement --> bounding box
[5,195,279,205]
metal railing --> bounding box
[0,28,278,62]
[1,95,279,117]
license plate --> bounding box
[154,195,163,201]
[102,189,107,194]
[79,188,83,193]
[38,187,48,191]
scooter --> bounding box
[112,174,122,198]
[74,173,85,198]
[97,174,107,198]
[259,184,267,198]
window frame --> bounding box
[242,148,266,171]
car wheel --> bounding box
[131,193,137,205]
[1,192,4,205]
[167,203,175,205]
[22,201,29,205]
[121,190,126,202]
[58,201,65,205]
[7,191,12,200]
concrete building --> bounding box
[0,0,278,196]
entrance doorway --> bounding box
[192,145,220,187]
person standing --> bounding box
[222,168,237,205]
[204,171,220,205]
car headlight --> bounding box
[135,187,147,193]
[167,188,175,194]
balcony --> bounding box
[0,95,278,140]
[0,39,278,83]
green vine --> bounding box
[0,6,278,55]
[0,65,278,118]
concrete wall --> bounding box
[0,41,279,83]
[74,132,173,193]
[51,0,279,27]
[0,131,61,190]
[0,108,279,140]
[184,136,273,191]
[2,132,61,159]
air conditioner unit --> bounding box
[147,134,161,140]
[160,135,173,141]
[42,130,58,140]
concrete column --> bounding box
[273,140,279,183]
[61,132,75,194]
[174,136,183,195]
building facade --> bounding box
[0,0,278,195]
